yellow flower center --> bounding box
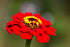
[23,16,42,29]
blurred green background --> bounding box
[0,0,70,47]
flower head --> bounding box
[6,12,56,43]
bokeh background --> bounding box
[0,0,70,47]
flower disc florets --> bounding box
[23,16,42,29]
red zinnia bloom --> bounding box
[6,12,56,43]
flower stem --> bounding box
[25,40,31,47]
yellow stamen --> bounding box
[23,16,42,24]
[23,16,42,29]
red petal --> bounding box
[18,22,25,28]
[13,12,25,18]
[35,29,44,34]
[12,12,25,22]
[36,36,44,43]
[7,21,22,28]
[33,13,40,18]
[12,26,21,35]
[20,27,30,32]
[45,27,56,36]
[6,22,15,34]
[41,34,50,43]
[40,16,52,25]
[45,20,52,25]
[25,12,32,16]
[29,30,39,36]
[12,16,22,23]
[7,21,18,25]
[20,33,32,39]
[6,28,13,34]
[17,12,25,17]
[20,28,27,32]
[19,22,31,32]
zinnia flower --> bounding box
[6,12,56,43]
